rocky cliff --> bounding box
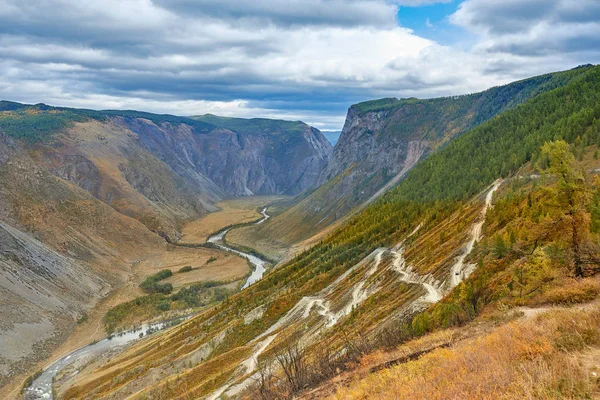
[245,67,594,250]
[0,103,332,239]
[191,115,332,196]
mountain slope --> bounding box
[58,65,600,399]
[247,66,597,253]
[0,128,165,388]
[192,115,332,196]
[0,105,331,392]
[0,103,332,239]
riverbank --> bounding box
[14,197,280,399]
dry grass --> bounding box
[180,196,284,244]
[331,306,600,400]
[138,246,248,290]
[541,277,600,306]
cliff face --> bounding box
[189,116,332,196]
[0,104,332,239]
[316,104,432,210]
[250,68,591,248]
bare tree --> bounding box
[276,343,307,395]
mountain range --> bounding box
[2,64,600,399]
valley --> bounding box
[2,65,600,400]
[0,104,331,399]
[16,196,279,400]
[2,2,599,399]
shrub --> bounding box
[206,256,218,264]
[178,266,193,273]
[156,299,171,311]
[543,279,600,305]
[140,270,173,294]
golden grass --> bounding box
[180,196,284,244]
[331,306,600,400]
[541,277,600,306]
[140,247,248,289]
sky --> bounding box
[0,0,599,130]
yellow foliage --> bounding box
[542,278,600,305]
[331,307,600,400]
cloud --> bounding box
[451,0,600,55]
[154,0,398,28]
[394,0,452,6]
[0,0,597,130]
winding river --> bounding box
[208,207,270,289]
[24,319,187,400]
[24,208,271,399]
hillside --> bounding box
[55,65,600,399]
[0,103,331,239]
[0,105,331,394]
[240,66,597,258]
[0,128,165,389]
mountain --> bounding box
[243,66,596,255]
[0,128,165,389]
[0,103,332,239]
[321,130,342,146]
[0,105,331,389]
[192,114,332,196]
[57,65,600,399]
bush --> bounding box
[543,279,600,305]
[152,269,173,281]
[170,281,228,307]
[178,266,193,273]
[156,299,171,311]
[140,270,173,294]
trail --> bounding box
[206,181,503,399]
[391,249,443,303]
[256,248,387,342]
[207,333,280,400]
[88,319,102,341]
[241,334,278,373]
[449,180,502,288]
[206,249,387,399]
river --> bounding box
[207,207,270,289]
[23,318,187,399]
[24,208,271,399]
